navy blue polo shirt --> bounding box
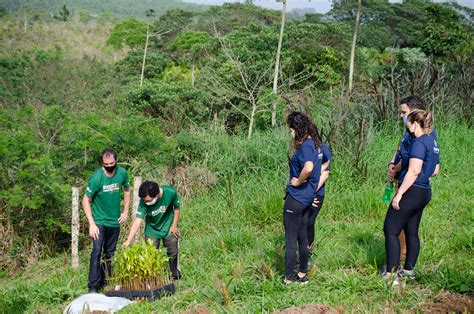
[288,139,322,206]
[394,128,438,180]
[398,134,440,189]
[315,143,332,197]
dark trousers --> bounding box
[307,196,325,250]
[88,225,120,291]
[284,194,311,279]
[146,235,181,279]
[384,186,431,272]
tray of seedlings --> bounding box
[106,239,174,301]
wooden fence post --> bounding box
[71,187,80,269]
[132,176,142,243]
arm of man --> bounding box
[392,158,423,210]
[169,207,181,237]
[83,195,99,240]
[387,151,398,179]
[291,161,313,187]
[118,187,131,224]
[122,217,143,248]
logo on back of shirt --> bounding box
[151,206,166,216]
[318,152,323,160]
[103,183,119,193]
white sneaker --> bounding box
[385,273,399,286]
[398,269,415,280]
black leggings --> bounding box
[307,196,324,249]
[384,185,431,272]
[284,194,311,278]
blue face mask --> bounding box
[402,114,408,125]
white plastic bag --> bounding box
[64,293,132,314]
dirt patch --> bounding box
[180,306,212,314]
[274,303,339,314]
[415,290,474,313]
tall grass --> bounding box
[0,125,472,312]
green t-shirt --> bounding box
[85,166,130,228]
[136,185,181,239]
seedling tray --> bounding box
[105,283,175,301]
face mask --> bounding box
[145,197,158,206]
[402,114,408,125]
[104,164,116,173]
[291,129,295,138]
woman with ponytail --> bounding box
[283,112,323,285]
[384,110,440,285]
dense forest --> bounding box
[0,0,473,312]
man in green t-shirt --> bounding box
[83,148,131,293]
[123,180,182,280]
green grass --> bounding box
[1,125,473,313]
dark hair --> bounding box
[408,110,434,133]
[286,111,321,149]
[400,95,426,111]
[138,181,160,199]
[101,148,117,162]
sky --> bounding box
[181,0,474,13]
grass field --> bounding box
[1,125,473,313]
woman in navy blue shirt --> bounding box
[307,143,331,259]
[284,112,322,284]
[384,110,440,285]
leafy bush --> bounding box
[124,80,209,134]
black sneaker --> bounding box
[296,274,309,285]
[283,274,301,285]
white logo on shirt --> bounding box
[151,206,166,216]
[433,140,440,154]
[103,183,119,193]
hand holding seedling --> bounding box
[122,239,131,248]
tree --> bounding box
[152,9,196,49]
[201,29,276,138]
[421,4,469,59]
[116,50,170,83]
[57,4,69,22]
[125,81,209,134]
[348,0,361,93]
[107,18,147,50]
[141,9,155,87]
[271,0,287,127]
[170,31,211,87]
